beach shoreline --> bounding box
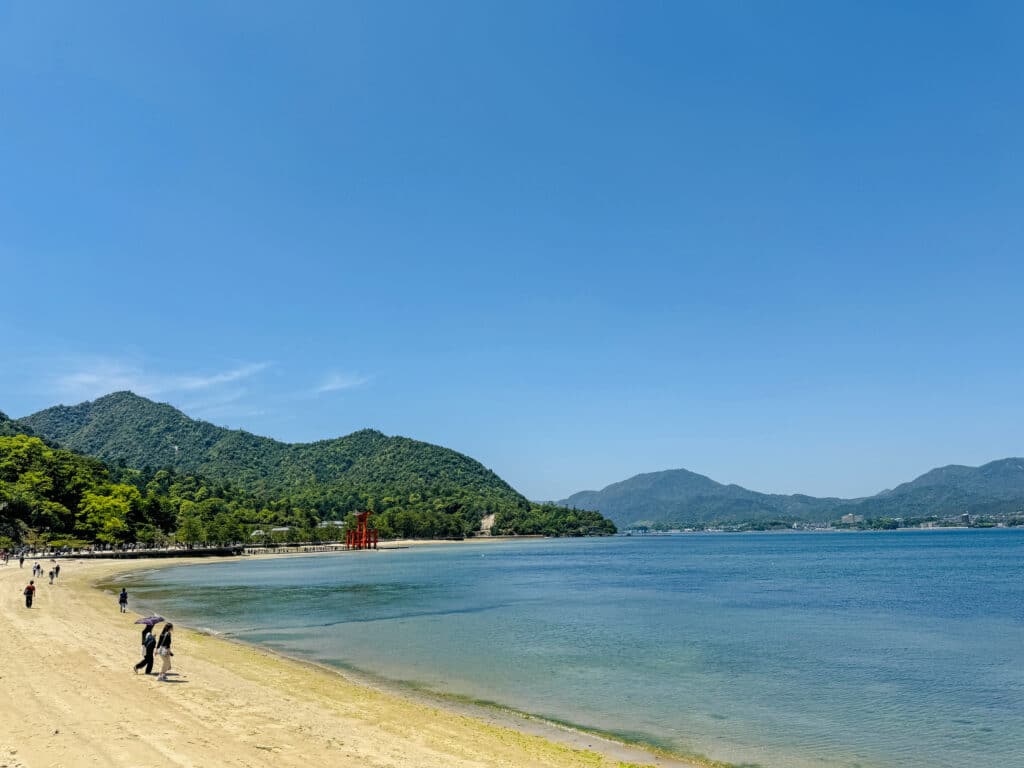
[0,550,710,768]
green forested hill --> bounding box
[19,392,517,499]
[10,392,614,541]
[1,410,37,438]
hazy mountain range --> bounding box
[559,460,1024,528]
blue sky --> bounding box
[2,2,1022,501]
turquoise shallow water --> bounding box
[125,530,1024,768]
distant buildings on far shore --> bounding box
[623,509,1022,535]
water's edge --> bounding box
[102,532,1023,768]
[95,560,727,768]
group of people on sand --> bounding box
[120,589,176,681]
[19,569,178,681]
[134,621,175,681]
[22,562,61,607]
[0,550,25,567]
[26,560,59,580]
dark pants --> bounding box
[25,593,33,608]
[135,651,154,674]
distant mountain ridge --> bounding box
[560,460,1024,528]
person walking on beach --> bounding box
[54,563,60,579]
[48,569,54,584]
[118,588,128,613]
[156,624,174,681]
[19,555,24,568]
[23,580,35,608]
[135,628,157,674]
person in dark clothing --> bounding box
[135,628,157,674]
[54,563,60,579]
[118,588,128,613]
[24,580,35,608]
[156,624,174,681]
[19,556,24,568]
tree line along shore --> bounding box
[0,432,615,552]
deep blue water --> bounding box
[125,531,1024,768]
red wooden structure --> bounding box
[345,511,378,550]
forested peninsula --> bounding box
[0,395,614,548]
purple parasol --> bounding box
[134,615,165,626]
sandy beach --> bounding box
[0,555,699,768]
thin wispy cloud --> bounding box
[172,363,270,392]
[180,388,248,415]
[315,372,370,394]
[52,360,272,403]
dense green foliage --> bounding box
[560,461,1024,529]
[0,434,284,547]
[5,394,614,544]
[493,503,615,537]
[0,433,109,544]
[0,410,38,438]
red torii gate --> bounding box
[345,511,378,550]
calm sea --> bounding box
[124,531,1024,768]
